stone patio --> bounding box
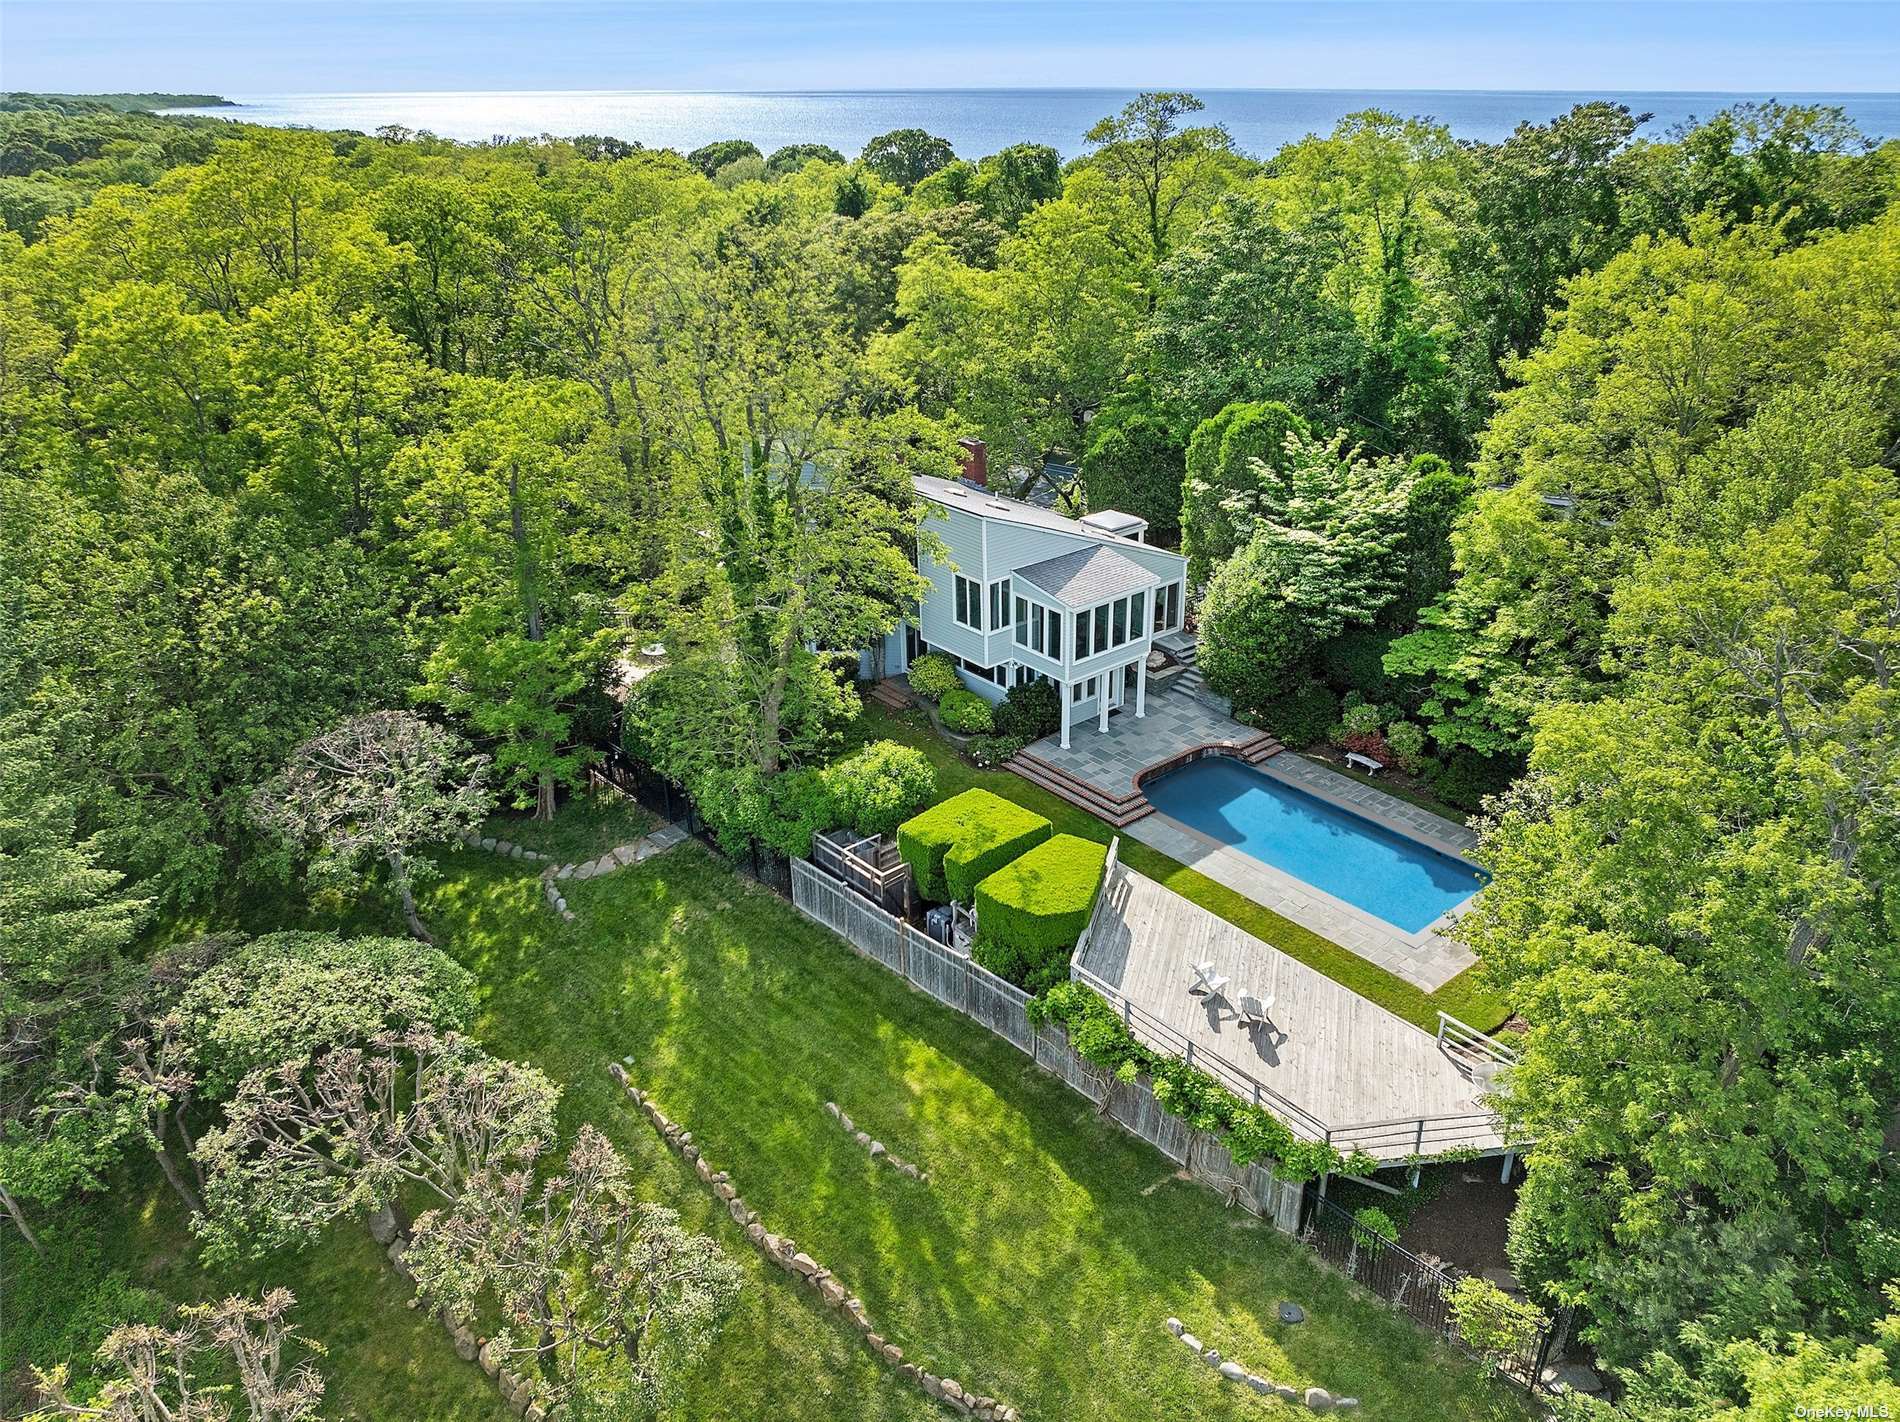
[1020,692,1271,801]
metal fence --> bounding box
[791,857,1302,1231]
[1304,1195,1561,1393]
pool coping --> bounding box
[1128,753,1484,992]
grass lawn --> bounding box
[4,1171,509,1422]
[479,789,659,863]
[848,704,1508,1032]
[413,840,1529,1422]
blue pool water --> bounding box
[1143,758,1486,933]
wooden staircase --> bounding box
[1006,730,1285,827]
[867,677,916,712]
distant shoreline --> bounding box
[143,87,1900,157]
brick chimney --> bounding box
[957,437,988,487]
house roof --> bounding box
[1012,545,1160,608]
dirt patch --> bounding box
[1395,1165,1518,1275]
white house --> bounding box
[864,453,1189,751]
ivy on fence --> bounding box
[1028,981,1379,1182]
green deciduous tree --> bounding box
[1081,91,1237,271]
[251,712,493,941]
[858,128,955,190]
[0,715,150,1255]
[1179,400,1310,587]
[1199,431,1415,711]
[1472,463,1900,1373]
[1078,382,1184,534]
[404,378,618,819]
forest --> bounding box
[2,88,1899,1417]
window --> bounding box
[1112,598,1127,645]
[1072,679,1085,702]
[1095,604,1109,650]
[954,574,979,630]
[1047,613,1061,661]
[989,577,1010,631]
[1131,590,1146,634]
[1013,595,1028,646]
[1030,604,1044,654]
[1154,581,1180,632]
[1075,609,1090,659]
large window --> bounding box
[1154,580,1181,632]
[953,574,979,630]
[989,577,1011,632]
[1112,599,1127,644]
[1094,604,1109,651]
[1074,609,1091,659]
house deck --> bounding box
[1073,862,1510,1163]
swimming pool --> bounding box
[1142,757,1487,933]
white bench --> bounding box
[1345,751,1385,775]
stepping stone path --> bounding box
[464,822,690,923]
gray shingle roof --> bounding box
[1012,545,1160,608]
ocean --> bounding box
[162,88,1900,159]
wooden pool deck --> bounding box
[1073,860,1512,1163]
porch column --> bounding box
[1098,676,1110,734]
[1135,653,1147,718]
[1059,680,1072,750]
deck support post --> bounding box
[1059,681,1072,749]
[1098,679,1110,734]
[1135,654,1147,718]
[1499,1150,1515,1184]
[1408,1164,1422,1189]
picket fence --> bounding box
[791,857,1303,1233]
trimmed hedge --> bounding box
[896,787,1051,904]
[972,834,1107,994]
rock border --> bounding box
[611,1064,1017,1421]
[461,823,688,923]
[1165,1318,1359,1413]
[824,1102,929,1182]
[376,1219,560,1421]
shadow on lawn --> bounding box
[425,844,1527,1422]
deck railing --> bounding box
[1435,1011,1518,1066]
[1069,858,1511,1163]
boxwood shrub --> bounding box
[896,787,1051,904]
[939,687,996,734]
[972,834,1108,994]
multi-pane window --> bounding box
[990,577,1011,632]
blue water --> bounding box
[162,88,1900,159]
[1143,757,1486,933]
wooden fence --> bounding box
[791,857,1302,1232]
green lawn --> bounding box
[848,704,1508,1032]
[5,1172,508,1422]
[479,790,659,864]
[413,841,1528,1422]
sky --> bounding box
[3,0,1898,96]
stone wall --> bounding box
[1165,1317,1361,1414]
[372,1210,560,1421]
[611,1064,1019,1422]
